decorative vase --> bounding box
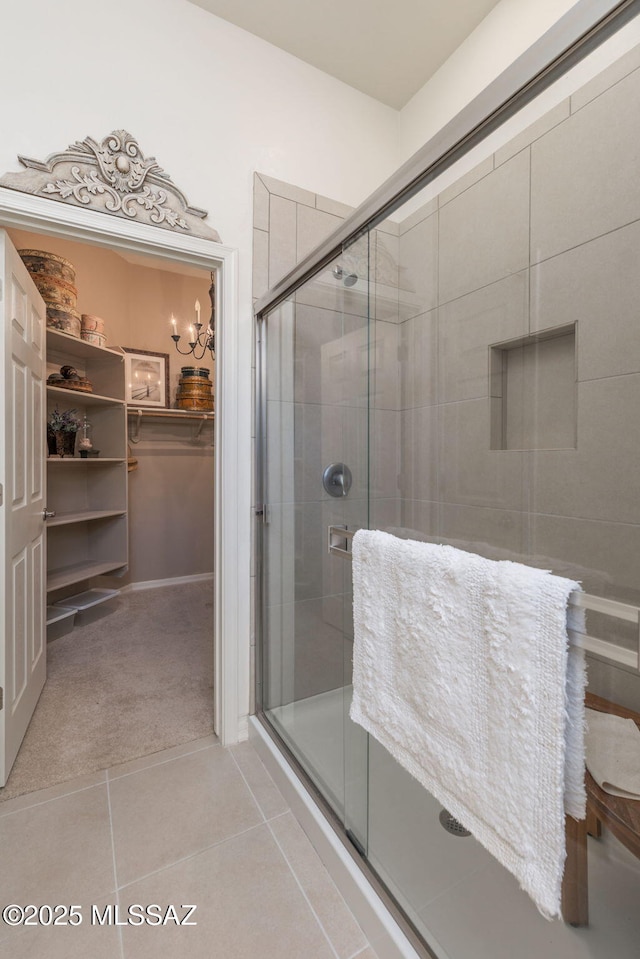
[47,429,76,457]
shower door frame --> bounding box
[255,0,640,712]
[254,0,640,954]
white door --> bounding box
[0,230,46,785]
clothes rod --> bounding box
[127,408,214,419]
[326,525,640,672]
[128,407,214,444]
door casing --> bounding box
[0,185,248,747]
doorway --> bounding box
[1,226,218,800]
[0,185,247,797]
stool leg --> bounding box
[562,815,589,926]
[586,805,602,839]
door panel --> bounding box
[260,238,370,849]
[0,230,47,785]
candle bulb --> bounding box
[189,325,195,342]
[170,315,177,331]
[195,299,201,325]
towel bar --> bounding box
[328,525,355,557]
[327,525,640,672]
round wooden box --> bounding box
[46,307,81,338]
[176,394,214,411]
[18,249,76,284]
[81,314,105,335]
[32,274,78,311]
[81,315,106,348]
[175,367,213,410]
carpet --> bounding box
[0,581,215,802]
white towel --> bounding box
[350,529,586,921]
[585,708,640,799]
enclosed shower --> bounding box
[255,5,640,957]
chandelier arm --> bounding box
[173,341,202,356]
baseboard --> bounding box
[237,714,249,742]
[121,573,214,593]
[249,716,433,959]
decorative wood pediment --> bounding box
[0,130,221,242]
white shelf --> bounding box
[47,385,125,408]
[46,509,126,528]
[46,328,123,361]
[54,588,120,611]
[47,458,125,465]
[47,560,127,592]
[46,321,128,601]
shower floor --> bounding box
[269,687,640,959]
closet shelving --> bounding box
[46,329,128,606]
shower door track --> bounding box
[252,710,438,959]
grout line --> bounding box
[265,808,289,824]
[105,777,125,959]
[266,818,341,959]
[115,820,266,893]
[347,946,373,959]
[228,748,267,823]
[229,746,290,823]
[531,214,640,269]
[577,369,640,385]
[106,740,219,783]
[0,777,106,819]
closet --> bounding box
[0,220,218,791]
[8,226,216,624]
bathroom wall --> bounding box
[253,176,354,708]
[253,175,406,709]
[10,229,215,587]
[257,38,640,713]
[398,0,639,160]
[391,43,640,710]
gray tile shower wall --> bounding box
[254,175,401,706]
[254,39,640,711]
[391,47,640,710]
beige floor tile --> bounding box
[119,824,336,959]
[270,812,368,959]
[109,745,262,886]
[0,896,121,958]
[229,741,288,820]
[0,769,106,817]
[0,785,115,921]
[351,949,380,959]
[107,735,218,781]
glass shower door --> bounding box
[260,238,370,847]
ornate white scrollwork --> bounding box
[0,130,220,241]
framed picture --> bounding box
[123,348,170,408]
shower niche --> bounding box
[490,323,577,451]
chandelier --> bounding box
[170,271,216,360]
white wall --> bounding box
[399,0,625,161]
[0,0,398,312]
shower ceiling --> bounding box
[186,0,503,108]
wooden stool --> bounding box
[562,692,640,926]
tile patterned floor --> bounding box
[0,736,376,959]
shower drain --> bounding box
[439,809,471,837]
